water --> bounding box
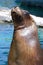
[0,0,43,65]
[20,5,43,17]
[0,0,43,17]
[0,24,14,65]
[38,28,43,48]
[0,0,17,8]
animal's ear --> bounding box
[22,10,31,19]
[24,11,30,15]
[23,10,35,23]
[22,10,30,15]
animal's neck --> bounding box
[14,22,40,48]
[14,22,33,31]
[14,25,25,31]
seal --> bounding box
[8,7,43,65]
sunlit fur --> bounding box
[8,7,43,65]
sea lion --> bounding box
[8,7,43,65]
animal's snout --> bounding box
[11,6,22,16]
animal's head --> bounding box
[11,7,34,30]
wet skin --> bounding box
[8,7,43,65]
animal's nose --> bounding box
[12,7,20,12]
[14,7,20,11]
[14,6,18,8]
[14,6,20,10]
[11,7,22,16]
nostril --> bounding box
[14,6,18,8]
[14,6,20,10]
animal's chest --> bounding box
[14,28,41,65]
[15,26,36,49]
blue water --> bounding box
[0,0,43,65]
[0,24,14,65]
[38,28,43,48]
[0,0,17,8]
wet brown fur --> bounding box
[8,7,43,65]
